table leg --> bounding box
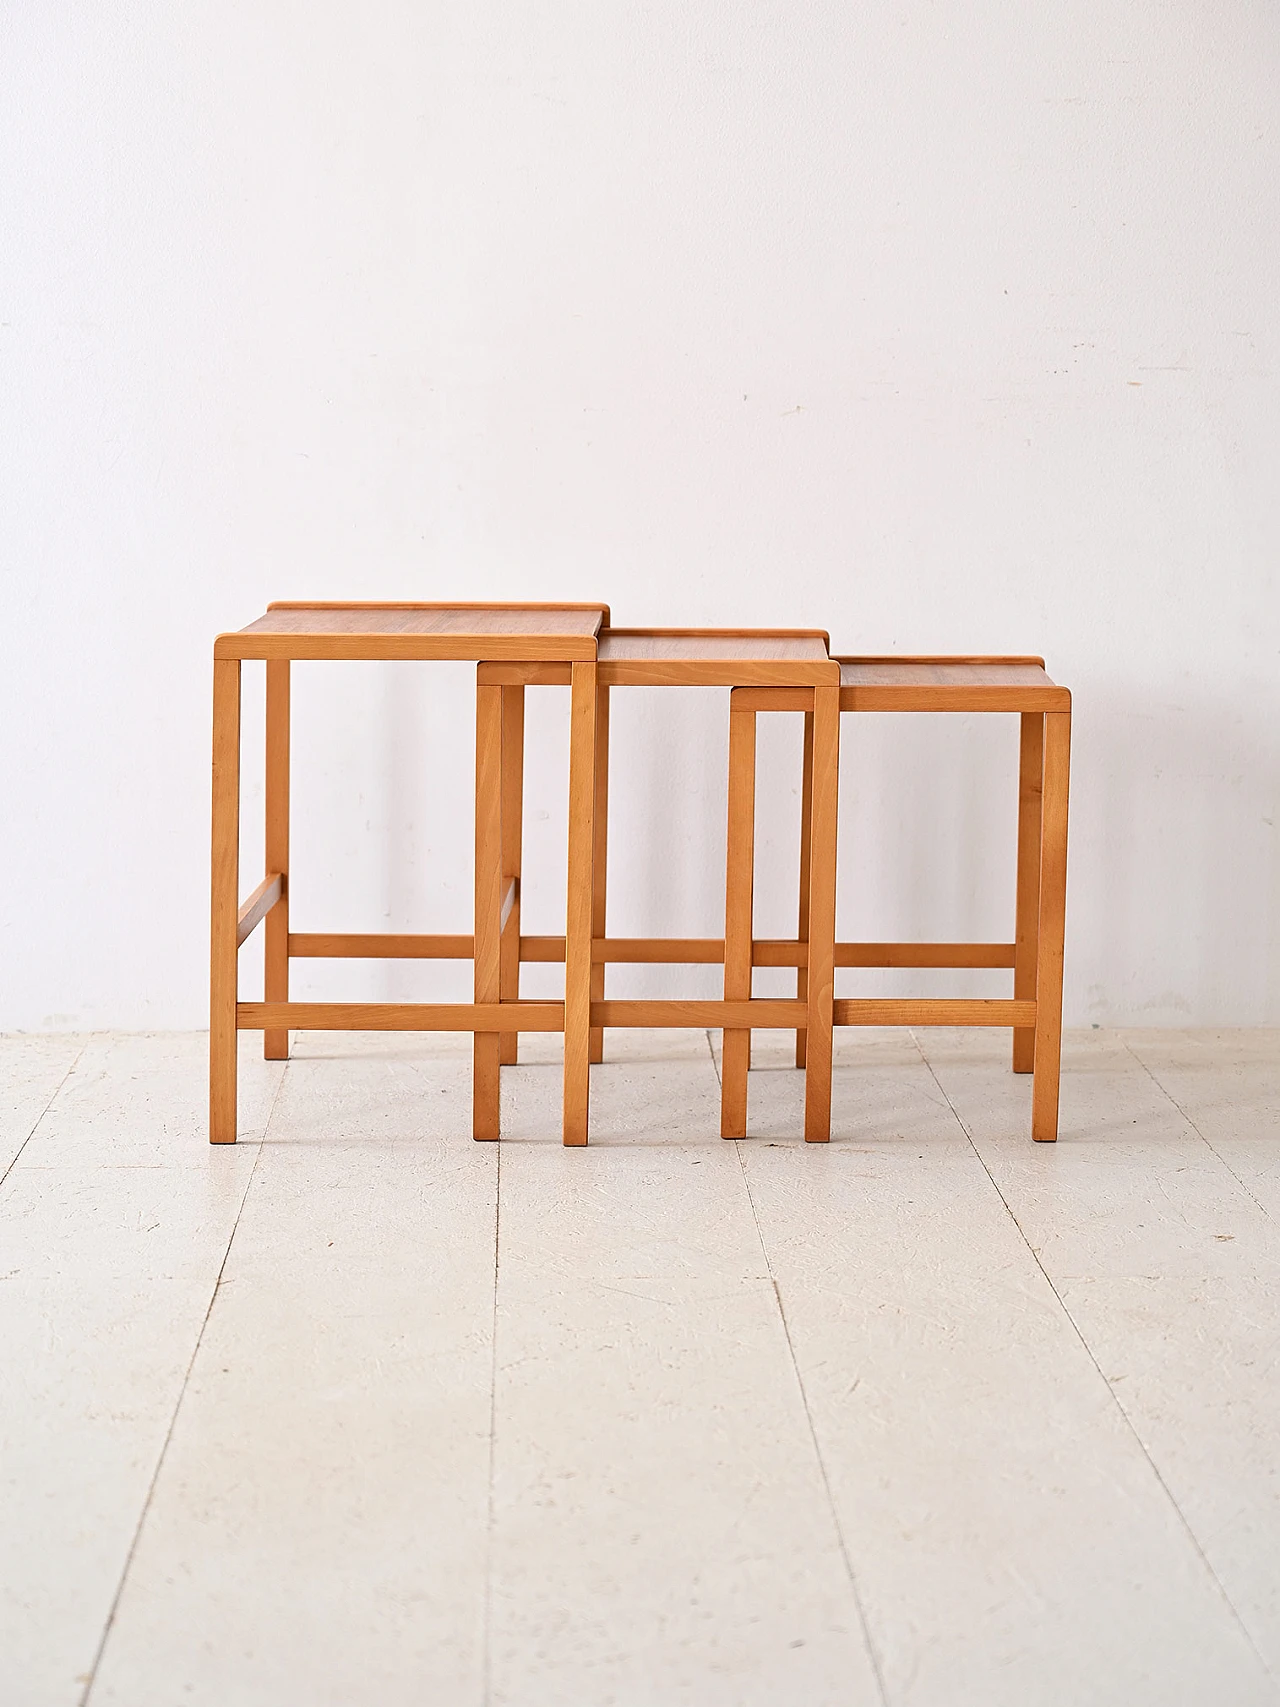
[210,657,241,1144]
[264,660,290,1061]
[589,685,610,1065]
[1032,711,1071,1141]
[474,681,503,1140]
[804,685,839,1142]
[720,697,756,1138]
[795,706,814,1069]
[1013,711,1043,1074]
[499,685,525,1067]
[563,662,597,1144]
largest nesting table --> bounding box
[209,602,608,1145]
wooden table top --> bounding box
[599,630,830,662]
[835,657,1070,711]
[217,603,607,661]
[596,628,836,686]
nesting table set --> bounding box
[211,603,1070,1147]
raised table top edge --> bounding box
[215,633,600,662]
[832,654,1070,711]
[218,602,607,658]
[266,599,610,623]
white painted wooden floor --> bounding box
[2,1027,1279,1706]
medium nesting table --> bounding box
[209,601,608,1145]
[477,628,843,1143]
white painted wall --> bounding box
[3,2,1278,1031]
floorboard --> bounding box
[737,1030,1274,1704]
[489,1033,882,1706]
[0,1034,280,1707]
[1,1028,1276,1706]
[89,1036,497,1707]
[920,1028,1279,1692]
[0,1033,86,1178]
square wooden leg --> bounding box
[499,685,524,1067]
[1013,711,1043,1074]
[794,707,814,1069]
[210,657,241,1144]
[563,662,597,1144]
[1032,710,1070,1141]
[720,699,756,1138]
[263,659,290,1062]
[589,685,610,1065]
[474,682,503,1140]
[803,685,840,1142]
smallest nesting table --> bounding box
[209,602,608,1145]
[722,654,1072,1141]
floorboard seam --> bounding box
[704,1029,721,1088]
[910,1032,1278,1690]
[726,1106,890,1700]
[1122,1038,1273,1224]
[482,1136,500,1707]
[0,1039,89,1192]
[79,1060,287,1707]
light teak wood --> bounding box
[729,659,1072,1144]
[476,661,574,687]
[239,1002,564,1031]
[494,628,841,1144]
[473,685,503,1140]
[833,999,1036,1026]
[209,658,240,1143]
[1032,712,1071,1140]
[234,997,1034,1032]
[499,686,525,1067]
[263,660,290,1061]
[218,604,605,662]
[214,617,1069,1148]
[597,630,837,689]
[284,932,1016,968]
[595,1000,805,1028]
[801,686,840,1141]
[719,685,840,1141]
[795,708,814,1068]
[720,702,757,1137]
[597,630,831,660]
[290,933,476,959]
[211,602,608,1147]
[1013,712,1044,1073]
[836,657,1070,713]
[563,662,598,1145]
[236,874,283,947]
[589,686,610,1064]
